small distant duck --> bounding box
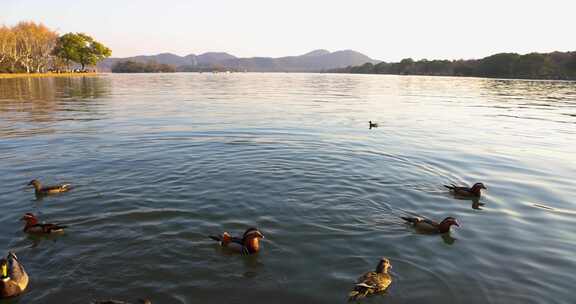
[209,227,264,255]
[28,179,71,196]
[0,252,29,299]
[444,182,487,198]
[20,213,67,234]
[91,299,151,304]
[401,216,460,234]
[348,257,392,302]
[369,121,378,130]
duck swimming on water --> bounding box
[20,213,67,234]
[401,216,460,234]
[209,227,264,255]
[28,179,71,197]
[348,257,392,302]
[369,121,378,130]
[444,182,487,198]
[0,252,29,299]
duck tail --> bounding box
[209,235,222,242]
[348,291,362,302]
[348,286,369,302]
[401,216,418,224]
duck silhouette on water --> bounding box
[444,182,487,198]
[348,257,392,302]
[369,121,378,130]
[401,216,460,234]
[0,252,29,299]
[209,227,264,255]
[28,179,72,197]
[20,213,67,234]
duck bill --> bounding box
[454,221,461,228]
[257,232,265,239]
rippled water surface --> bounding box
[0,73,575,304]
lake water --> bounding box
[0,73,575,304]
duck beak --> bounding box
[257,232,264,239]
[454,220,461,228]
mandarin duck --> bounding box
[444,182,486,198]
[209,227,264,255]
[20,213,67,234]
[0,252,29,299]
[28,179,71,197]
[401,216,460,234]
[348,257,392,301]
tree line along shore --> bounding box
[0,21,111,75]
[329,51,576,80]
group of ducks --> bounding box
[2,176,487,303]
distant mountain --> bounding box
[302,49,331,57]
[98,50,378,72]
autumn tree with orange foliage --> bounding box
[0,21,110,73]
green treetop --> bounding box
[53,32,111,70]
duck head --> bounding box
[243,227,264,240]
[1,258,8,281]
[472,183,487,192]
[242,227,264,253]
[27,179,41,190]
[20,213,39,227]
[439,217,460,233]
[375,257,391,274]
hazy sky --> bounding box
[2,0,575,61]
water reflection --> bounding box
[441,234,456,245]
[0,76,111,138]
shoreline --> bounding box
[0,72,100,79]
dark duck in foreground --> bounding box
[369,121,378,129]
[20,213,67,234]
[209,227,264,255]
[28,179,71,196]
[348,257,392,302]
[444,182,487,198]
[401,216,460,234]
[0,252,29,299]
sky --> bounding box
[2,0,575,61]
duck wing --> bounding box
[446,184,474,194]
[402,216,441,232]
[401,216,424,224]
[349,271,390,301]
[41,223,67,233]
[42,184,71,192]
[209,234,248,253]
[7,253,28,288]
[25,223,67,234]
